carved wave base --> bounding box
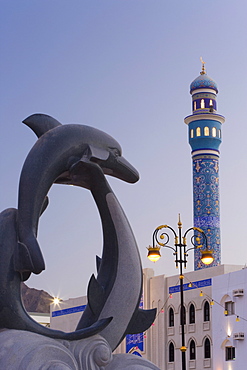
[0,330,160,370]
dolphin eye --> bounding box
[112,148,120,157]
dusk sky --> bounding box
[1,1,247,300]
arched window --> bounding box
[194,101,197,111]
[189,304,195,324]
[196,127,201,137]
[169,342,175,362]
[204,338,211,358]
[209,99,213,106]
[219,129,221,138]
[169,307,174,327]
[212,127,217,137]
[190,129,194,138]
[180,305,186,325]
[204,126,209,136]
[204,301,210,322]
[190,340,196,360]
[201,99,205,108]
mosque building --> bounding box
[50,64,246,370]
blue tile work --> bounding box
[192,155,221,270]
[52,304,86,317]
[126,295,144,355]
[169,278,212,294]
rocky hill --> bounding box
[21,283,53,313]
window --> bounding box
[169,307,174,327]
[204,301,210,322]
[169,342,175,362]
[204,126,209,136]
[204,338,211,359]
[226,347,235,361]
[194,101,197,111]
[196,127,201,137]
[201,99,205,108]
[189,304,195,324]
[180,305,186,325]
[190,340,196,360]
[212,127,217,137]
[219,129,221,138]
[225,301,235,316]
[209,99,213,106]
[190,129,194,138]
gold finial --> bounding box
[178,213,182,228]
[200,56,206,75]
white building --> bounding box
[50,264,246,370]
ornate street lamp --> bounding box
[147,215,213,370]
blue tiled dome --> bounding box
[190,74,218,94]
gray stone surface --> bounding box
[0,330,160,370]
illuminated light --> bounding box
[236,316,240,322]
[210,300,214,306]
[53,297,60,305]
[161,309,164,313]
[180,346,187,352]
[152,323,155,326]
[227,326,232,337]
[169,294,173,298]
[201,250,214,265]
[188,282,192,288]
[147,246,161,262]
[224,310,228,316]
[200,291,204,297]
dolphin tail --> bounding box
[23,114,62,138]
[125,307,157,335]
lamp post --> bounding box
[147,215,213,370]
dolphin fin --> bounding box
[96,255,101,272]
[87,145,109,161]
[23,114,62,138]
[87,274,105,315]
[125,308,157,335]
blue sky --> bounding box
[1,1,247,300]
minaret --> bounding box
[184,59,225,270]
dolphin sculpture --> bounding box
[0,207,111,340]
[16,114,139,277]
[74,160,156,350]
[12,113,155,348]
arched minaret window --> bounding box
[204,126,209,136]
[200,99,205,108]
[169,307,174,327]
[190,129,194,138]
[190,340,196,360]
[194,101,197,110]
[189,303,195,324]
[219,129,221,138]
[169,342,175,362]
[196,127,201,137]
[209,99,213,106]
[180,305,186,325]
[204,338,211,358]
[204,301,210,322]
[212,127,217,137]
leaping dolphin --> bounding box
[73,160,156,350]
[0,208,111,340]
[16,114,139,277]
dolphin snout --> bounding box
[112,156,139,183]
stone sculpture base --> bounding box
[0,330,160,370]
